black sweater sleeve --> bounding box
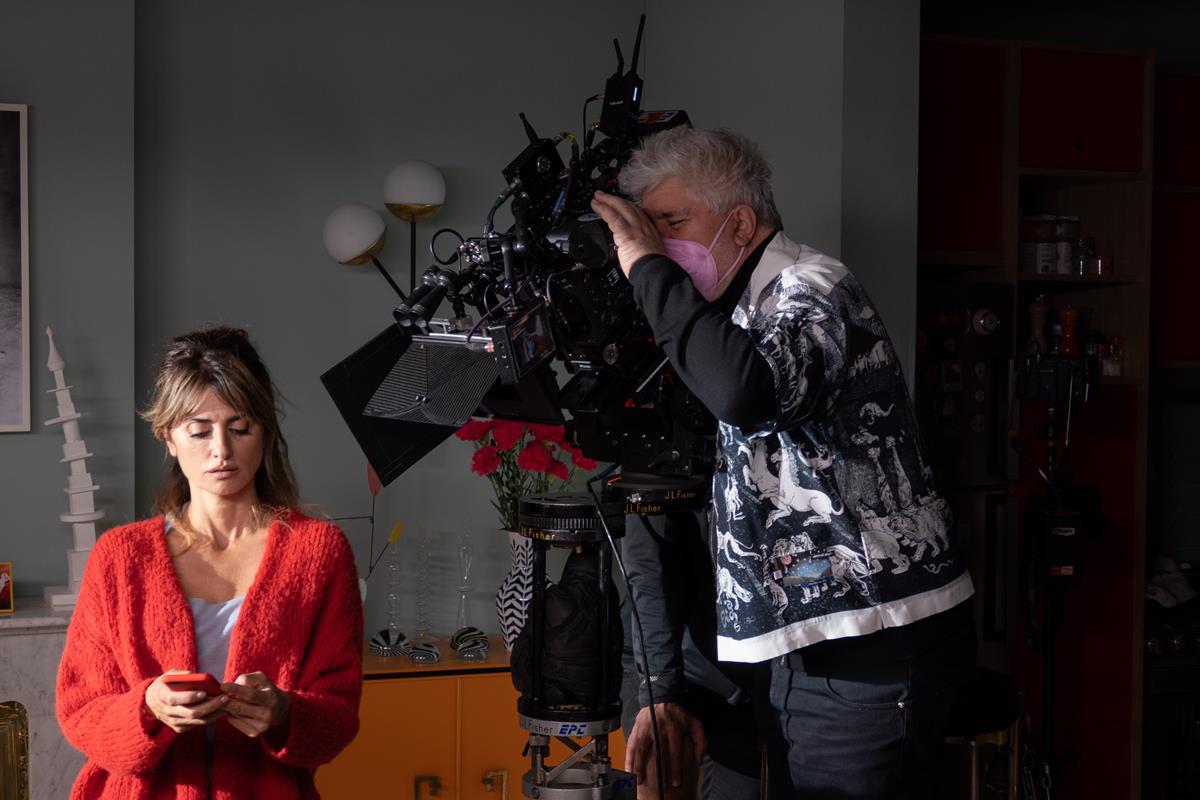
[621,513,688,706]
[628,254,777,430]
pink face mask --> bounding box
[661,210,746,301]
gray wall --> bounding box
[0,0,135,594]
[640,1,845,257]
[842,0,920,380]
[1,2,923,639]
[134,0,868,638]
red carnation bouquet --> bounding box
[455,419,598,530]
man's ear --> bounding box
[732,205,758,247]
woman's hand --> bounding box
[221,672,291,738]
[144,670,229,734]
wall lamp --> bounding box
[322,159,446,298]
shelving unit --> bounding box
[1016,274,1139,288]
[916,37,1153,799]
[1142,71,1200,800]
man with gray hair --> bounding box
[592,127,975,799]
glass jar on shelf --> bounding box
[1021,215,1058,274]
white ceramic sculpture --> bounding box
[42,327,103,611]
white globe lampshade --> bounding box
[384,160,446,222]
[323,203,386,265]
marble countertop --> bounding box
[0,599,72,635]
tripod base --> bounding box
[519,711,621,738]
[522,765,635,800]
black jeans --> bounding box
[766,619,976,799]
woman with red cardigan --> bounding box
[56,326,363,799]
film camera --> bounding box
[321,17,708,799]
[321,18,712,488]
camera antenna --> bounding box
[599,15,646,136]
[630,14,645,77]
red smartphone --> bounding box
[163,672,223,697]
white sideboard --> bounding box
[0,601,84,799]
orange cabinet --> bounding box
[316,637,626,800]
[317,677,460,800]
[1020,48,1146,172]
[1151,74,1200,366]
[917,40,1008,253]
[1152,191,1200,364]
[918,35,1154,800]
[1155,74,1200,187]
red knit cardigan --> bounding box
[56,512,363,799]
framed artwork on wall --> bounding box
[0,562,12,614]
[0,104,29,432]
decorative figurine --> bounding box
[43,327,104,611]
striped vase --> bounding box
[494,529,533,651]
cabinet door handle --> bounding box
[415,774,443,800]
[482,769,509,800]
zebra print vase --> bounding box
[494,529,533,651]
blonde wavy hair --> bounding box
[141,325,299,537]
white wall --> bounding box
[0,0,135,594]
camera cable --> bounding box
[586,466,668,800]
[582,94,601,153]
[430,227,466,268]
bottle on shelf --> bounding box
[1103,336,1124,377]
[1073,236,1096,276]
[1028,294,1051,354]
[1055,215,1080,275]
[414,533,433,642]
[455,532,474,631]
[1059,305,1080,356]
[386,541,404,639]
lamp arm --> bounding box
[371,258,407,302]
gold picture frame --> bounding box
[0,563,11,615]
[0,701,29,800]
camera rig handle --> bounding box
[393,266,466,330]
